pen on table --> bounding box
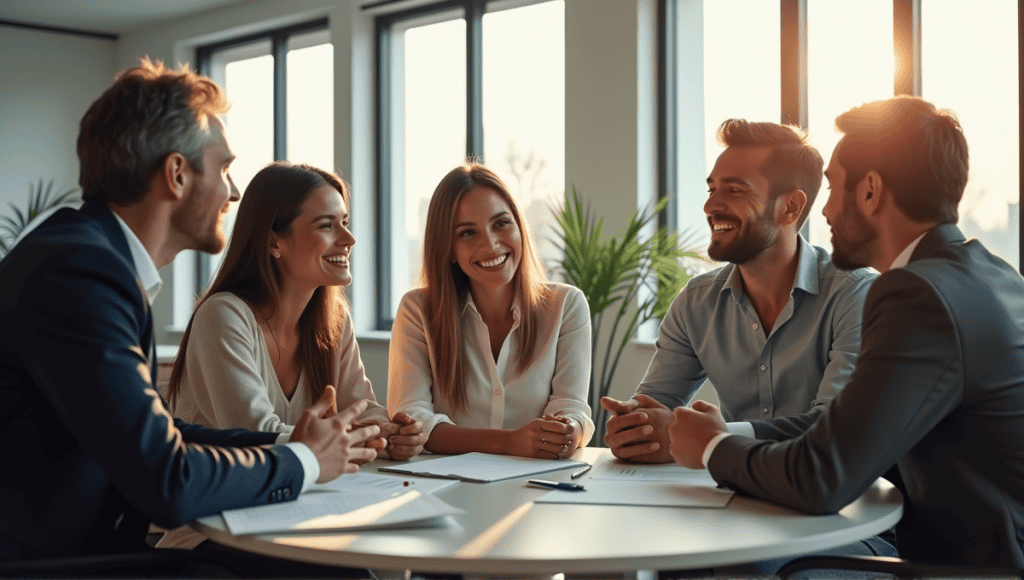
[570,464,592,479]
[527,479,586,492]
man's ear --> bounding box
[776,189,807,228]
[163,152,191,200]
[859,170,884,215]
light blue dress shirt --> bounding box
[637,236,876,422]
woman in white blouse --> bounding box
[388,162,594,458]
[160,163,427,548]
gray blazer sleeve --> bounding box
[708,269,962,514]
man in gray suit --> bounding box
[669,95,1024,568]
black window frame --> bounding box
[373,0,536,331]
[658,0,1024,273]
[191,18,330,292]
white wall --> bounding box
[0,25,115,227]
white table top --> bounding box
[192,448,903,576]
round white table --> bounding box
[192,448,903,578]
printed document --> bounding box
[379,452,586,482]
[221,474,463,535]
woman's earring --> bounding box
[273,252,280,258]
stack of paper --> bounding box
[379,452,586,482]
[221,473,462,535]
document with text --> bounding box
[588,460,718,486]
[221,474,463,535]
[533,481,734,508]
[379,452,586,483]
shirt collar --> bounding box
[111,212,162,305]
[890,232,929,270]
[462,290,523,322]
[721,234,818,300]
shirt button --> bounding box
[763,407,769,414]
[752,323,759,330]
[760,364,767,371]
[495,389,501,396]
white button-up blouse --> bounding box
[387,282,595,446]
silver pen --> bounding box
[570,463,592,479]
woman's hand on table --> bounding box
[505,416,578,459]
[379,412,427,461]
[292,387,380,482]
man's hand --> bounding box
[668,400,727,469]
[291,386,380,483]
[505,417,577,459]
[382,412,428,461]
[601,394,674,463]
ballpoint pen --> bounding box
[570,464,592,479]
[527,479,586,492]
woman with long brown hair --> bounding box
[388,162,593,458]
[159,162,426,548]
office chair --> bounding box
[775,555,1024,580]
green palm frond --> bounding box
[0,179,80,257]
[552,189,707,442]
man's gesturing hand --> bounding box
[601,394,674,463]
[291,386,380,483]
[668,400,727,469]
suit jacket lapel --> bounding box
[78,202,157,382]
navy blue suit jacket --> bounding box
[711,225,1024,567]
[0,202,305,560]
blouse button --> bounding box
[752,323,759,330]
[760,364,767,371]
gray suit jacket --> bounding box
[709,224,1024,567]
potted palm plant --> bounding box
[552,189,708,444]
[0,179,79,257]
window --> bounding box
[376,0,565,330]
[172,20,332,329]
[663,0,1021,271]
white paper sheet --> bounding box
[310,471,459,495]
[222,488,463,535]
[532,481,734,508]
[588,460,718,486]
[379,452,586,483]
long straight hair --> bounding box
[167,161,350,405]
[421,162,551,412]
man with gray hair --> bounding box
[0,58,380,576]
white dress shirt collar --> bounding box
[111,212,162,305]
[890,232,929,271]
[462,290,523,322]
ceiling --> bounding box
[0,0,251,35]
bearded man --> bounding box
[603,120,876,465]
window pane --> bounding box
[287,31,333,173]
[675,0,781,251]
[806,0,893,249]
[923,1,1019,269]
[214,42,274,279]
[483,0,565,272]
[389,15,467,317]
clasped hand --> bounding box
[373,412,427,461]
[601,394,674,463]
[290,385,382,483]
[506,414,581,459]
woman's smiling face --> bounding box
[450,185,523,293]
[274,184,355,290]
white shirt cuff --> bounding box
[702,432,734,468]
[726,421,755,438]
[282,442,320,492]
[276,431,291,445]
